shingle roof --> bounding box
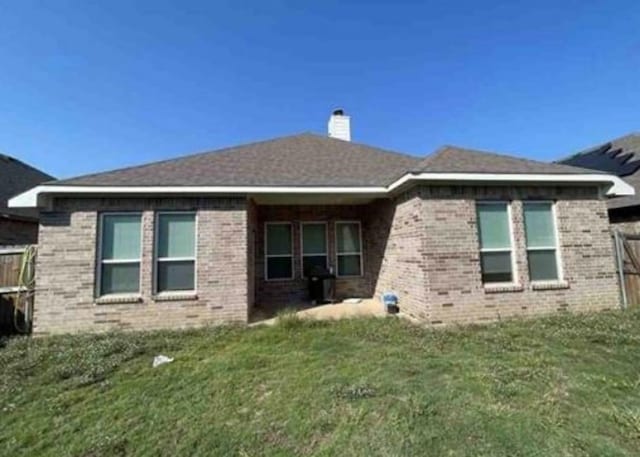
[49,133,602,190]
[53,133,421,187]
[415,145,600,175]
[0,154,54,219]
[560,134,640,176]
[559,134,640,210]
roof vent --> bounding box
[328,109,351,141]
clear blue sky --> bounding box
[1,1,639,179]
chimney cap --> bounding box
[332,109,345,116]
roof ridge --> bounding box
[416,144,546,168]
[53,133,421,185]
[415,144,599,175]
[439,144,544,162]
[304,132,420,161]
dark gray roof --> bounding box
[559,134,640,210]
[0,154,54,219]
[53,133,420,187]
[560,134,640,176]
[414,145,601,175]
[50,133,603,190]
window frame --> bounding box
[264,221,294,281]
[300,221,329,278]
[476,201,518,286]
[523,200,563,283]
[96,212,143,297]
[153,211,198,295]
[335,220,364,278]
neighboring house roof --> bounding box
[52,133,421,187]
[10,133,633,208]
[414,145,597,175]
[0,153,54,220]
[559,134,640,210]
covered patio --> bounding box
[246,195,395,319]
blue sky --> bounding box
[1,1,639,179]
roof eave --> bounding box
[8,185,390,208]
[387,172,635,197]
[10,172,633,208]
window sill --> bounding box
[96,294,142,305]
[153,292,198,302]
[531,280,569,291]
[484,284,524,294]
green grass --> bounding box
[2,310,640,456]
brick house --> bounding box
[0,154,54,246]
[10,111,634,334]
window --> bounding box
[301,222,328,277]
[265,223,293,280]
[155,212,196,293]
[523,202,560,281]
[98,213,142,296]
[476,202,514,284]
[336,221,362,277]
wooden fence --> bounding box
[0,247,32,334]
[613,231,640,309]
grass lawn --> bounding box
[2,310,640,456]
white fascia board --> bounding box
[8,185,389,208]
[9,173,634,208]
[387,173,635,197]
[9,186,42,208]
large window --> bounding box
[336,221,362,277]
[98,213,142,296]
[265,222,293,280]
[301,222,328,277]
[476,202,514,284]
[523,202,560,281]
[155,212,196,293]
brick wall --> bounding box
[376,185,619,325]
[34,197,249,335]
[0,217,38,246]
[33,186,620,333]
[371,192,429,319]
[255,204,383,309]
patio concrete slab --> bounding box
[251,298,388,326]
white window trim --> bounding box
[265,221,294,281]
[154,211,198,295]
[96,212,143,298]
[335,221,364,278]
[300,222,329,278]
[476,201,518,287]
[523,200,564,283]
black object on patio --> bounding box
[307,265,336,304]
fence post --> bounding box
[614,230,628,310]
